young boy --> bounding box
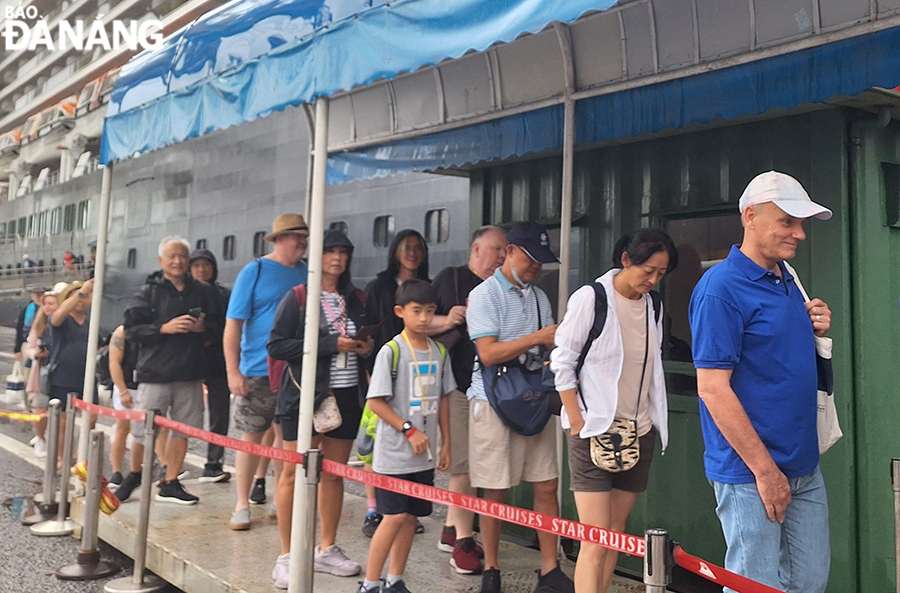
[358,279,455,593]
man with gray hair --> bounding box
[690,171,833,592]
[116,236,224,505]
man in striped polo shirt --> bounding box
[466,221,572,593]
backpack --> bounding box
[95,333,114,388]
[266,285,367,393]
[356,337,447,464]
[571,283,661,409]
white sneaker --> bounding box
[272,553,289,589]
[29,436,37,446]
[314,545,361,577]
[33,437,47,458]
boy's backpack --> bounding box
[267,285,367,393]
[355,337,447,463]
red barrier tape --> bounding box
[73,399,785,593]
[71,397,146,422]
[673,546,786,593]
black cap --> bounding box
[506,222,558,264]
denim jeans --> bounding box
[712,466,830,593]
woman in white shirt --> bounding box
[550,229,678,593]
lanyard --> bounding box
[401,330,434,416]
[321,293,347,336]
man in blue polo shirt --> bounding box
[689,171,833,593]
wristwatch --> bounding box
[400,420,413,435]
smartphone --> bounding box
[187,306,202,318]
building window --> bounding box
[127,248,137,269]
[329,220,349,235]
[63,204,76,232]
[0,222,6,242]
[661,213,743,396]
[252,231,268,258]
[424,209,450,244]
[26,214,35,238]
[38,210,47,236]
[223,235,236,261]
[50,207,61,235]
[373,215,394,248]
[195,238,207,250]
[17,216,25,238]
[77,199,90,230]
[7,220,15,240]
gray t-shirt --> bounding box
[367,336,456,475]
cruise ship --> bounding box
[0,0,471,326]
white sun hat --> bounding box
[739,171,832,220]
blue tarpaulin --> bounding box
[327,26,900,183]
[100,0,618,165]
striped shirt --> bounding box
[466,268,554,401]
[321,291,359,389]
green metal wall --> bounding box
[474,108,866,591]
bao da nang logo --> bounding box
[2,5,163,51]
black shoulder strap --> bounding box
[649,290,662,325]
[575,283,608,385]
[248,258,263,317]
[453,266,462,305]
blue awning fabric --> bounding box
[326,25,900,184]
[100,0,618,165]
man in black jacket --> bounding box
[189,248,232,483]
[13,287,43,362]
[116,237,224,505]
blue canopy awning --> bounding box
[100,0,618,165]
[328,25,900,184]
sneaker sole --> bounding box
[437,541,454,553]
[197,474,232,483]
[314,563,361,577]
[154,494,198,505]
[229,522,250,531]
[450,557,483,575]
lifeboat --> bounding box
[0,128,22,157]
[76,67,121,116]
[22,95,78,143]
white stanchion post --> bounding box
[31,394,77,536]
[643,528,670,593]
[287,96,329,593]
[57,430,120,580]
[23,398,60,524]
[104,410,166,593]
[77,163,113,465]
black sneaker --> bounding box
[198,465,231,483]
[108,472,124,491]
[362,512,382,538]
[414,519,425,534]
[534,565,574,593]
[155,479,199,505]
[250,477,266,504]
[480,568,501,593]
[383,579,412,593]
[114,472,141,502]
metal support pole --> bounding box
[31,395,77,536]
[893,458,900,593]
[23,398,60,524]
[77,163,112,465]
[644,529,671,593]
[57,430,120,580]
[288,96,328,593]
[104,411,167,593]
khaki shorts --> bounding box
[131,380,204,443]
[233,376,277,434]
[446,389,469,474]
[468,398,558,490]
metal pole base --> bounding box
[56,550,120,581]
[30,518,76,536]
[21,504,58,525]
[104,574,168,593]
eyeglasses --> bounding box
[400,244,425,254]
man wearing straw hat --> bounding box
[225,213,309,530]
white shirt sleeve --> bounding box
[550,285,598,392]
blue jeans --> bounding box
[712,466,830,593]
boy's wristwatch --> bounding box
[400,420,413,435]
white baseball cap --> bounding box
[738,171,832,220]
